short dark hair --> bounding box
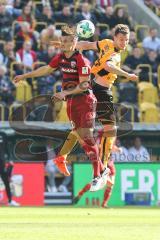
[61,25,76,36]
[114,24,130,36]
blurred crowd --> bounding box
[0,0,159,123]
[144,0,160,17]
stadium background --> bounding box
[0,0,160,208]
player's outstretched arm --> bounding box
[76,41,97,51]
[50,40,97,51]
[13,65,56,84]
[105,62,138,81]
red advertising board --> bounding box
[0,163,44,206]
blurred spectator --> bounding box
[5,0,21,17]
[144,0,157,13]
[113,7,133,29]
[38,45,60,64]
[105,26,115,39]
[75,2,97,24]
[155,3,160,16]
[0,40,16,70]
[128,137,150,162]
[37,74,57,95]
[129,31,138,48]
[99,6,116,29]
[123,31,138,58]
[111,138,129,162]
[123,47,143,74]
[49,0,63,11]
[16,40,37,72]
[0,132,19,206]
[143,50,159,86]
[83,50,96,64]
[16,3,36,30]
[0,2,13,40]
[40,25,59,50]
[36,4,55,25]
[13,0,24,10]
[142,28,160,52]
[54,4,73,24]
[0,65,15,104]
[123,47,150,82]
[153,0,160,4]
[37,45,61,94]
[96,0,114,8]
[15,21,38,50]
[118,81,138,104]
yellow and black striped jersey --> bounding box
[91,39,121,85]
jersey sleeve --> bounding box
[49,53,61,69]
[107,53,121,66]
[77,54,91,77]
[97,39,110,52]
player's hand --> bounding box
[52,92,66,101]
[134,69,141,75]
[127,73,138,81]
[50,41,61,48]
[13,75,24,84]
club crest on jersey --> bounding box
[71,61,76,68]
[82,67,89,74]
[104,45,109,51]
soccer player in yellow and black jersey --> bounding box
[75,24,138,167]
[51,24,138,176]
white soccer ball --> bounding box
[76,20,95,39]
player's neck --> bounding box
[113,42,120,52]
[63,51,75,58]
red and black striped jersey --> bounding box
[49,51,91,90]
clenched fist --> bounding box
[13,75,24,84]
[127,73,138,81]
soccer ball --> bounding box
[76,20,95,39]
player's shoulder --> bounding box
[76,51,91,65]
[51,52,63,60]
[97,38,114,51]
[98,38,114,46]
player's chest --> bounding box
[59,58,78,74]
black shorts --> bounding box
[92,80,116,125]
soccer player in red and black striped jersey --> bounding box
[13,25,108,191]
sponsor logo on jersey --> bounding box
[104,45,109,51]
[82,67,89,74]
[62,68,77,73]
[71,61,77,69]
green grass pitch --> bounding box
[0,206,159,240]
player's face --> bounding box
[114,33,130,50]
[60,35,77,52]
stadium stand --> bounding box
[0,0,159,124]
[0,0,159,169]
[139,102,159,123]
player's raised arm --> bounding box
[13,65,56,84]
[105,61,138,81]
[76,41,98,51]
[50,40,98,51]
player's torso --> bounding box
[91,39,121,87]
[59,52,80,90]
